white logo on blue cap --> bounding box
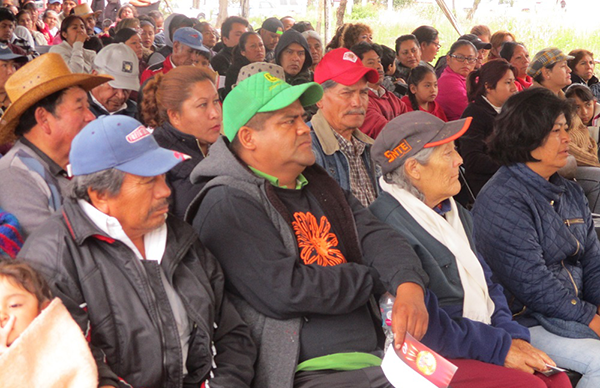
[126,125,151,143]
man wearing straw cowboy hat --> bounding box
[72,3,103,36]
[0,53,111,238]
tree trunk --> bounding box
[216,0,228,28]
[466,0,481,19]
[323,0,329,45]
[240,0,250,19]
[192,0,200,9]
[317,0,324,38]
[336,0,347,28]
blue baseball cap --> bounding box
[173,27,209,53]
[48,0,62,4]
[69,116,186,177]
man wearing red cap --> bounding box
[351,42,408,139]
[310,48,380,207]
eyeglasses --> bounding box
[450,54,477,64]
[430,42,441,49]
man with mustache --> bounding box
[310,48,380,206]
[351,42,408,139]
[18,115,257,388]
[186,70,430,388]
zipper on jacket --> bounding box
[561,260,579,296]
[564,227,581,257]
[564,218,584,227]
[149,262,181,387]
[110,242,171,385]
[177,293,212,382]
[196,139,207,158]
[562,217,582,256]
[128,253,169,386]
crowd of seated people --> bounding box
[0,2,600,387]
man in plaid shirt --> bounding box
[310,48,380,207]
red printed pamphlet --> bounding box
[381,333,458,388]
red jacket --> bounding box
[400,95,448,122]
[360,88,407,139]
[140,55,175,84]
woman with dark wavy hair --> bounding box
[473,87,600,387]
[325,23,372,51]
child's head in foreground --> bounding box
[0,260,52,346]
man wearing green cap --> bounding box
[185,72,430,387]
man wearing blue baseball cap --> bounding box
[185,72,430,388]
[141,26,211,83]
[46,0,62,14]
[19,115,256,388]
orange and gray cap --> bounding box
[372,111,472,175]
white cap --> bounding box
[94,43,140,91]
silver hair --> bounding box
[68,168,126,202]
[321,79,338,91]
[382,147,436,203]
[301,30,323,47]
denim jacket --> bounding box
[309,109,379,194]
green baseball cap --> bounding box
[223,72,324,141]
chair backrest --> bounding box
[35,45,51,54]
[454,165,476,209]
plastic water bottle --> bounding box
[379,292,395,352]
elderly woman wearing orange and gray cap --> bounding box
[369,111,571,388]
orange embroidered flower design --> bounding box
[292,212,347,266]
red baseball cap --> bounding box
[314,48,379,85]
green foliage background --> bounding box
[251,1,600,67]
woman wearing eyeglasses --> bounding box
[411,26,440,65]
[436,40,478,120]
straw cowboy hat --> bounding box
[72,3,102,18]
[0,53,112,145]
